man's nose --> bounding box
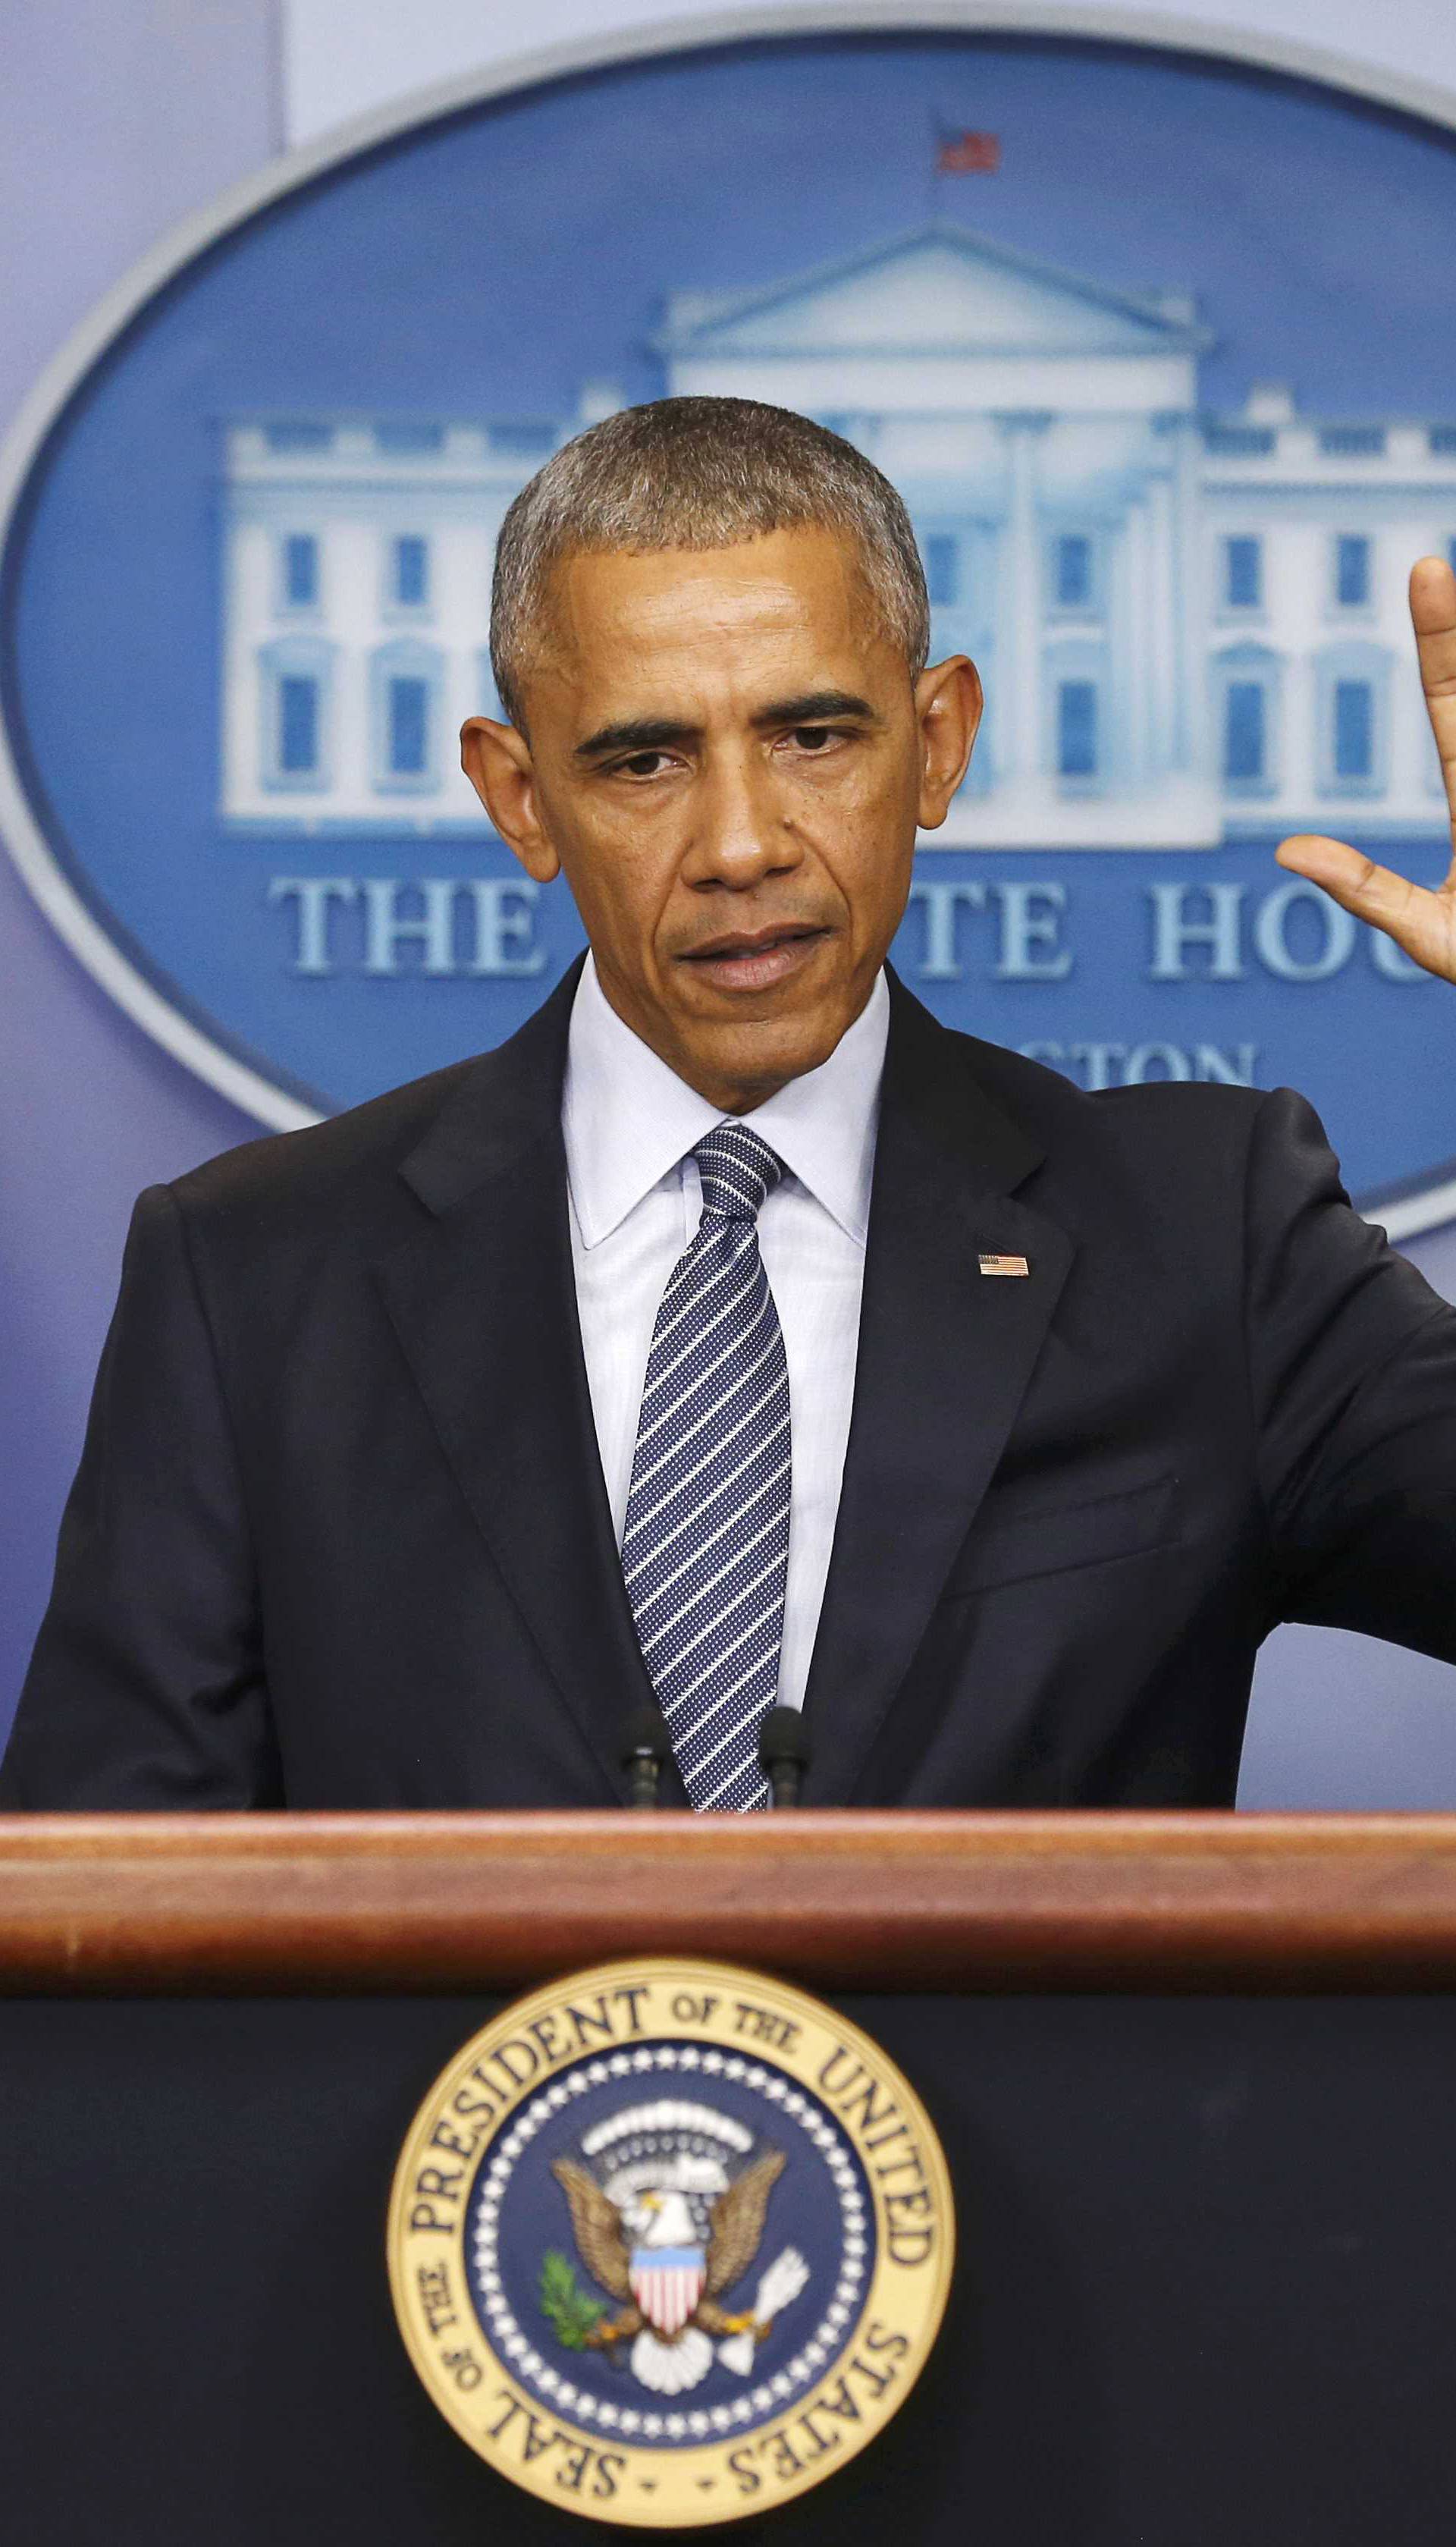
[685,746,802,888]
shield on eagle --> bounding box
[628,2243,707,2338]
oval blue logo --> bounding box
[3,22,1455,1223]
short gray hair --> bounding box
[489,396,930,727]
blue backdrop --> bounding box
[5,33,1456,1192]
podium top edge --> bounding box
[3,1811,1456,1994]
[4,1806,1456,1848]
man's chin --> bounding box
[664,1001,853,1109]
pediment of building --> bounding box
[657,224,1210,363]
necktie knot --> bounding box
[692,1123,785,1226]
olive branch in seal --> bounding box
[538,2248,607,2350]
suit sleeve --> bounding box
[1247,1088,1456,1658]
[0,1183,281,1807]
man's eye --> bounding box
[619,751,671,777]
[791,726,834,752]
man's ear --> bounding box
[914,656,983,831]
[460,716,561,883]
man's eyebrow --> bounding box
[573,690,881,762]
[749,689,880,729]
[574,717,700,762]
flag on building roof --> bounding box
[937,129,1001,174]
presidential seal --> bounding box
[387,1958,953,2527]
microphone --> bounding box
[620,1705,671,1809]
[758,1706,812,1809]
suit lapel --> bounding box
[373,969,661,1804]
[802,981,1073,1802]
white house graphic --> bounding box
[219,222,1456,846]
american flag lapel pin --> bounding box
[977,1252,1031,1278]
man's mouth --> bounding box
[676,922,828,992]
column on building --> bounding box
[993,413,1051,790]
[1122,496,1153,789]
[1169,412,1211,780]
[1144,459,1179,780]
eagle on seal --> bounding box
[550,2147,808,2395]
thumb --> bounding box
[1275,834,1417,937]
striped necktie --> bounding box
[619,1122,791,1812]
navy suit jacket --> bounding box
[6,966,1456,1810]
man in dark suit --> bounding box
[7,396,1456,1812]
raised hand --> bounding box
[1276,555,1456,981]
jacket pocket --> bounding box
[940,1474,1178,1598]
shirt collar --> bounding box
[563,954,888,1250]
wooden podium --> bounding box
[2,1811,1454,2545]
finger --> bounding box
[1409,557,1456,811]
[1276,833,1456,978]
[1275,832,1453,969]
[1410,552,1456,652]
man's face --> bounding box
[461,526,980,1111]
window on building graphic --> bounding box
[282,534,318,609]
[388,676,429,777]
[1057,680,1098,780]
[488,420,559,457]
[1203,424,1276,457]
[371,639,441,792]
[1315,642,1386,798]
[1054,534,1094,611]
[924,535,958,608]
[1334,680,1374,781]
[392,535,429,608]
[375,421,444,454]
[1320,426,1385,458]
[266,419,331,454]
[259,637,332,792]
[1223,681,1266,784]
[1225,537,1262,610]
[1216,645,1281,797]
[1335,535,1371,608]
[278,675,319,774]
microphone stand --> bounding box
[620,1706,671,1809]
[758,1706,812,1809]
